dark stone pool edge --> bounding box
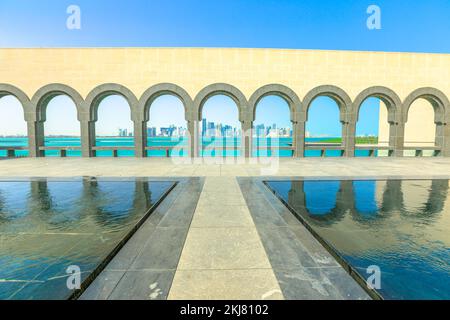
[68,179,178,300]
[262,179,383,301]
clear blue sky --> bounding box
[0,0,449,136]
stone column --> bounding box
[80,120,96,157]
[342,120,355,157]
[187,119,199,158]
[293,121,305,158]
[441,123,450,157]
[240,120,253,158]
[133,120,147,158]
[26,120,44,157]
[391,122,405,157]
[435,122,450,156]
[345,121,356,157]
[288,180,305,209]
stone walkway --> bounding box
[81,175,370,300]
[168,177,283,299]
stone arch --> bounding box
[193,83,248,122]
[31,83,85,122]
[403,87,449,124]
[248,84,302,122]
[353,86,402,124]
[85,83,139,122]
[303,85,352,122]
[138,83,194,122]
[0,84,31,120]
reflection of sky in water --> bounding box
[353,181,379,217]
[265,179,450,300]
[304,181,340,215]
[0,179,174,300]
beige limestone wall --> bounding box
[1,48,449,142]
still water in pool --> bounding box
[265,179,450,300]
[0,178,174,300]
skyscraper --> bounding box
[202,118,207,137]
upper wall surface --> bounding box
[1,48,449,100]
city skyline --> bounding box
[0,94,380,138]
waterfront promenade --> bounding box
[2,157,449,300]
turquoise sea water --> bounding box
[0,137,374,157]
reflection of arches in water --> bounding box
[30,180,53,214]
[27,180,86,228]
[0,182,31,222]
[84,179,152,229]
[353,181,379,216]
[278,178,448,227]
[400,179,449,218]
[288,180,346,226]
[422,180,449,215]
[45,181,84,224]
[304,181,340,215]
[350,180,394,225]
[380,180,404,213]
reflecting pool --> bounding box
[265,179,450,300]
[0,178,175,300]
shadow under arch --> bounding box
[403,87,450,156]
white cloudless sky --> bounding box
[44,95,79,136]
[96,95,133,136]
[148,95,186,130]
[202,95,240,128]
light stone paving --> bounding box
[1,157,450,178]
[168,177,284,300]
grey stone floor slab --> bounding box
[273,268,345,300]
[130,227,189,270]
[256,226,319,269]
[239,177,371,300]
[108,270,175,300]
[80,177,203,300]
[79,270,125,300]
